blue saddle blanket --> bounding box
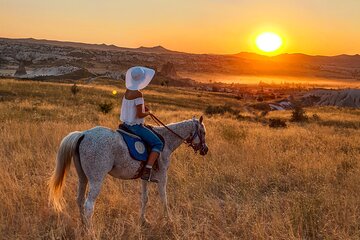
[116,129,148,161]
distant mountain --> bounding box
[137,45,177,54]
[235,52,360,65]
[1,37,359,80]
[0,37,179,54]
[233,52,270,60]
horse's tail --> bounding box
[48,131,84,212]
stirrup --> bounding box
[141,168,158,183]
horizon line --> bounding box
[1,36,360,57]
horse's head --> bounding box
[187,116,209,156]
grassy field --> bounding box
[1,79,360,239]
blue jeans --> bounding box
[124,124,164,153]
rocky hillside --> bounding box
[302,89,360,108]
[1,37,360,80]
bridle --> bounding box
[185,121,206,153]
[150,114,206,154]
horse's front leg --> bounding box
[140,180,150,226]
[157,174,171,221]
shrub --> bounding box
[269,118,287,128]
[290,105,308,122]
[257,96,264,102]
[71,83,80,95]
[312,114,320,121]
[98,101,113,114]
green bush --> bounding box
[98,101,114,114]
[71,83,80,95]
[269,118,287,128]
[290,105,308,122]
[312,113,320,121]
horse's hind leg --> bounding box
[73,152,88,225]
[84,179,104,230]
[77,178,88,224]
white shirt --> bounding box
[120,97,145,125]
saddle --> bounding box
[116,124,165,162]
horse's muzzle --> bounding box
[200,144,209,156]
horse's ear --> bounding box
[199,115,203,123]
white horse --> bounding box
[48,116,208,229]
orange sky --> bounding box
[1,0,360,55]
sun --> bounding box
[256,32,283,53]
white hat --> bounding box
[125,66,155,90]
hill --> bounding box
[1,37,360,81]
[0,37,179,54]
[302,89,360,107]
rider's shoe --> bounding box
[141,167,158,183]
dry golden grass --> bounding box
[1,79,360,239]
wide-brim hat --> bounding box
[125,66,155,90]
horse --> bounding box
[48,116,208,229]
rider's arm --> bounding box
[136,104,151,118]
[131,91,150,118]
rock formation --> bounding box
[160,62,178,78]
[302,89,360,108]
[14,62,27,76]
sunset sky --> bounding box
[1,0,360,55]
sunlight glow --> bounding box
[256,32,283,53]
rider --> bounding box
[120,66,164,182]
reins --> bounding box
[149,113,206,154]
[150,114,187,143]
